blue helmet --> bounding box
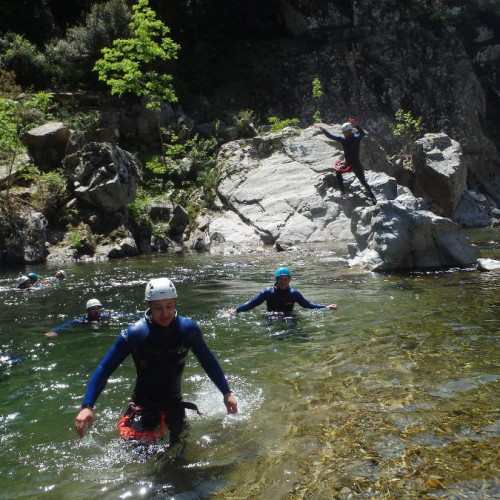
[274,266,291,279]
[28,272,39,282]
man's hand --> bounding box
[326,304,337,310]
[44,331,58,337]
[75,407,94,438]
[223,393,238,414]
[226,308,237,314]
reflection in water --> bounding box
[0,243,498,498]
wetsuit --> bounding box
[320,125,376,201]
[81,310,230,442]
[51,312,136,333]
[235,285,327,315]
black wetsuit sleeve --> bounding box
[292,290,325,309]
[354,124,365,139]
[188,324,231,395]
[235,290,268,312]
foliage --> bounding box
[46,0,132,84]
[312,77,323,99]
[94,0,180,108]
[234,109,257,137]
[0,33,56,88]
[66,229,86,251]
[127,187,153,219]
[55,109,101,133]
[0,91,54,208]
[94,0,180,159]
[268,116,300,133]
[391,108,423,142]
[311,77,324,123]
[0,70,22,98]
[37,170,69,209]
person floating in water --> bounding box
[15,275,32,290]
[316,117,377,205]
[45,298,106,337]
[44,269,66,285]
[75,278,238,445]
[28,273,39,286]
[45,299,138,337]
[227,266,337,316]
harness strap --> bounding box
[333,159,352,173]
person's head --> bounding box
[274,266,291,290]
[341,122,353,137]
[145,278,178,327]
[55,270,66,280]
[16,275,31,289]
[28,272,39,284]
[86,298,103,321]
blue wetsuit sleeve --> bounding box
[52,315,86,332]
[235,290,268,312]
[292,289,325,309]
[319,127,344,143]
[81,331,135,407]
[187,322,231,395]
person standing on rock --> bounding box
[316,118,377,205]
[227,266,337,316]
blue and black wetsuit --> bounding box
[235,285,327,315]
[320,125,376,200]
[81,311,231,441]
[51,312,137,333]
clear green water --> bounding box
[0,233,499,499]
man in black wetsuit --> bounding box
[227,266,337,316]
[75,278,237,444]
[317,117,377,205]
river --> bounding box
[0,231,499,499]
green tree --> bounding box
[390,108,423,163]
[312,77,324,123]
[93,0,180,158]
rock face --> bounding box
[64,142,143,213]
[411,134,467,217]
[190,126,479,270]
[4,212,47,264]
[348,198,479,271]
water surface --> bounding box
[0,234,499,498]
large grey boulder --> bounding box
[64,142,142,213]
[348,198,479,271]
[411,133,467,217]
[4,212,47,264]
[24,122,71,170]
[201,126,391,253]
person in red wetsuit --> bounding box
[317,117,377,205]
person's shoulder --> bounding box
[121,317,148,340]
[177,314,199,329]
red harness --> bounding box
[333,159,352,173]
[117,406,167,442]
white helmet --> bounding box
[341,122,353,132]
[86,298,102,309]
[145,278,178,301]
[17,275,29,287]
[56,270,66,279]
